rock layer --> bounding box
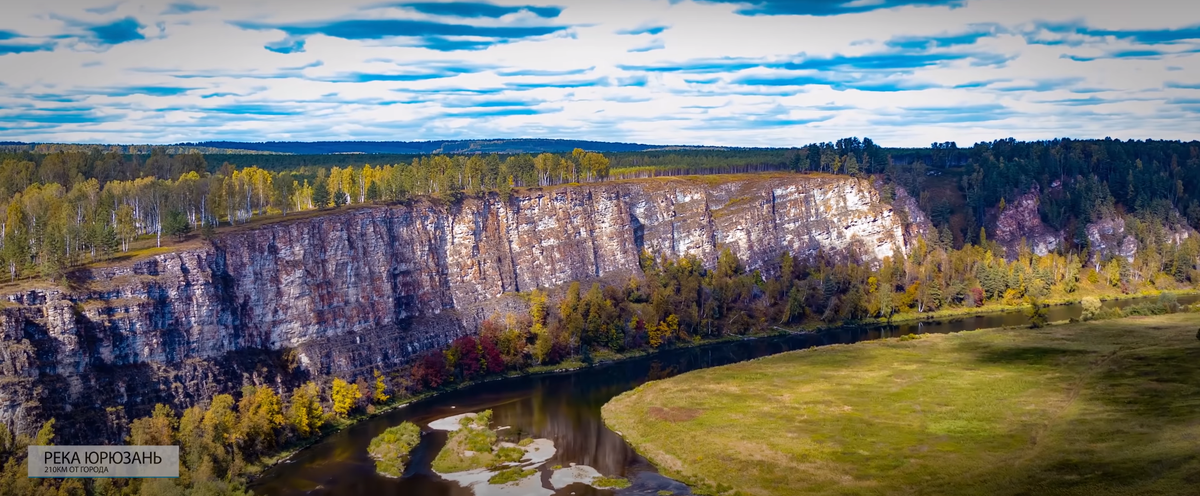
[0,174,913,441]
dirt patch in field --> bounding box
[648,407,703,422]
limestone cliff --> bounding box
[1086,216,1139,264]
[993,187,1060,257]
[0,174,915,441]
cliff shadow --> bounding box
[631,214,645,253]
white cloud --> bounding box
[0,0,1197,146]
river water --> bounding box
[251,295,1194,496]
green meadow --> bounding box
[603,314,1200,496]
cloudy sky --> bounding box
[0,0,1197,146]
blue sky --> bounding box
[0,0,1197,146]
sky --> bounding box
[0,0,1197,147]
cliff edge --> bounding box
[0,173,916,441]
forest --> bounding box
[3,136,1200,495]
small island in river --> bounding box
[367,421,422,478]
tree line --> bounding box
[0,139,906,282]
[5,136,1200,288]
[0,149,616,281]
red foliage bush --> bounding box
[969,287,985,307]
[480,335,505,375]
[413,352,447,390]
[452,336,482,380]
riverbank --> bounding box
[601,313,1200,496]
[247,290,1196,483]
[245,334,754,481]
[868,288,1200,326]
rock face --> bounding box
[890,185,935,248]
[0,174,915,441]
[1085,215,1193,266]
[1086,216,1138,264]
[993,187,1060,257]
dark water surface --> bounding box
[252,295,1195,496]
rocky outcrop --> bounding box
[1086,216,1138,264]
[890,186,935,249]
[0,174,915,441]
[1085,215,1194,266]
[993,187,1060,257]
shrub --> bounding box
[494,446,524,464]
[1158,292,1180,313]
[969,287,985,308]
[1080,297,1102,321]
[413,352,447,390]
[1026,297,1048,328]
[488,467,536,485]
[593,476,632,489]
[1124,303,1168,317]
[449,336,482,381]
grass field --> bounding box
[602,314,1200,496]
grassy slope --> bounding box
[602,314,1200,496]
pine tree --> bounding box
[311,176,329,208]
[844,155,860,176]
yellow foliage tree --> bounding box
[649,314,680,348]
[331,378,362,418]
[202,394,239,446]
[238,385,285,454]
[648,323,665,348]
[1003,287,1024,306]
[374,370,390,404]
[665,314,681,341]
[1104,259,1122,287]
[288,382,325,438]
[128,404,176,445]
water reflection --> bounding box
[252,294,1195,496]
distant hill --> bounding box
[0,139,778,155]
[178,139,715,155]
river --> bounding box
[251,294,1194,496]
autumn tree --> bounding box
[331,378,362,418]
[373,370,390,404]
[1026,296,1048,328]
[237,385,285,456]
[127,404,176,445]
[288,382,325,438]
